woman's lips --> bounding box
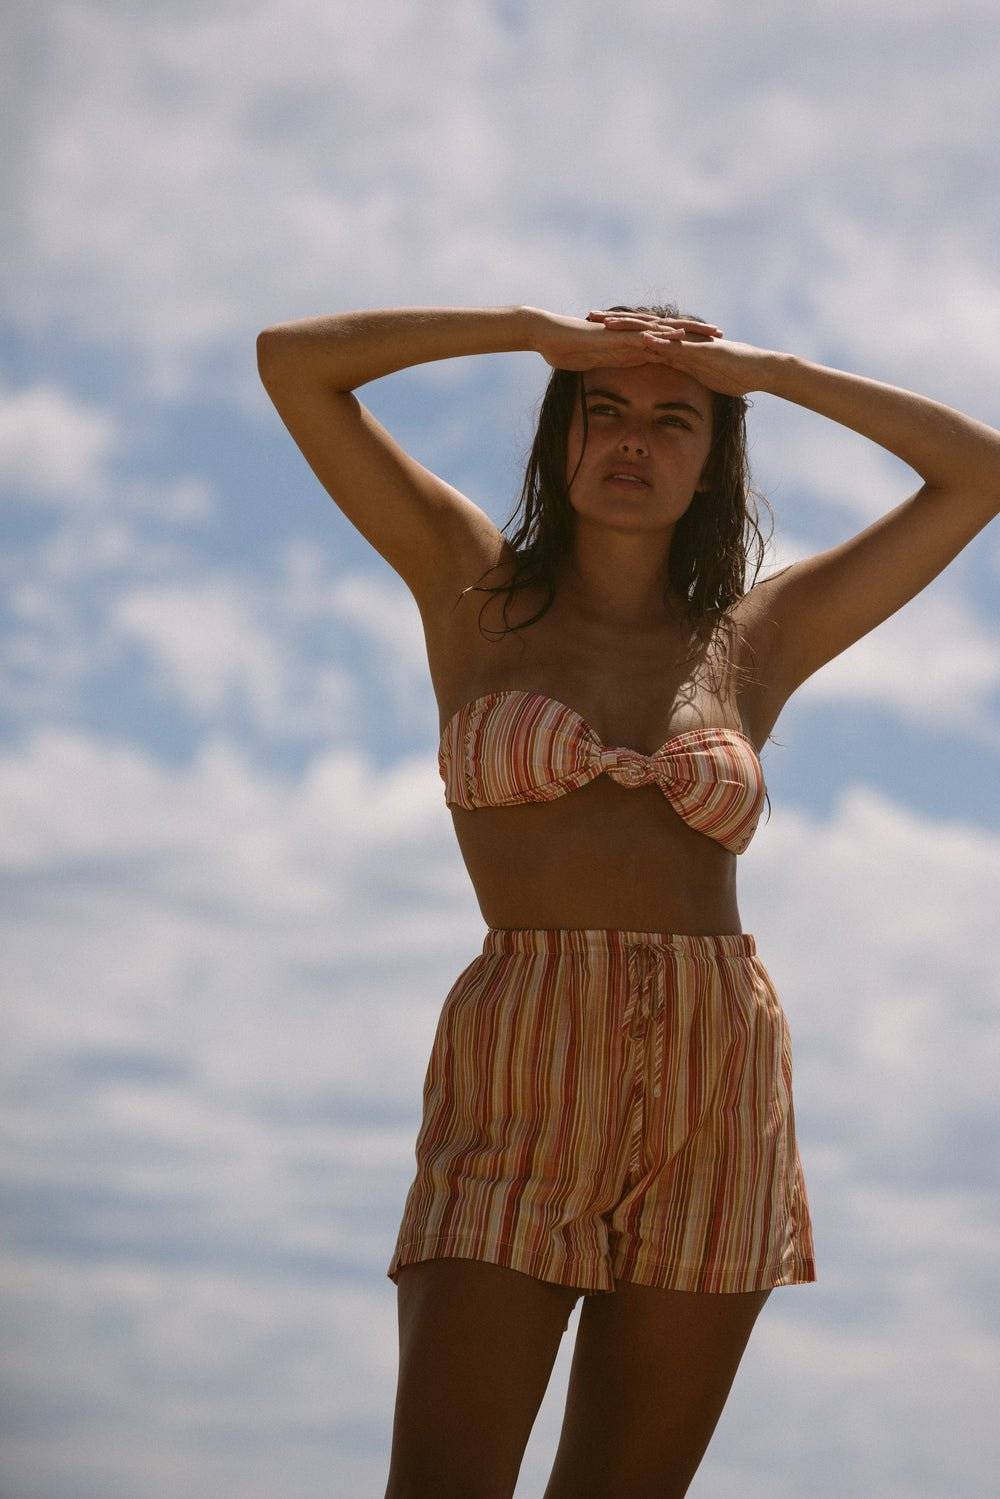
[605,475,650,488]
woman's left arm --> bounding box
[743,353,1000,697]
[592,310,1000,697]
[761,352,1000,500]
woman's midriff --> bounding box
[448,775,744,935]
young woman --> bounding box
[256,304,1000,1499]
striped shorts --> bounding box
[387,926,816,1295]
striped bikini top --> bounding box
[438,689,767,855]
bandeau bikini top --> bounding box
[438,689,767,855]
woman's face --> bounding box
[564,362,715,528]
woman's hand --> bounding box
[527,306,725,374]
[585,309,780,397]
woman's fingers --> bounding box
[587,310,723,335]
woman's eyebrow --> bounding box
[583,385,705,421]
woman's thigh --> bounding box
[542,1279,771,1499]
[385,1256,582,1499]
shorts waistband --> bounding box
[482,926,757,961]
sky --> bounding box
[2,1,999,1496]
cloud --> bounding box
[3,0,999,413]
[0,381,117,501]
[787,583,1000,747]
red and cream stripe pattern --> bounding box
[438,690,767,854]
[388,925,816,1295]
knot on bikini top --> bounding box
[597,746,664,789]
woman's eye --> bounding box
[587,404,688,429]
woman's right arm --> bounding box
[255,307,539,616]
[257,305,535,391]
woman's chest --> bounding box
[421,579,757,755]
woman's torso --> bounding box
[418,539,777,935]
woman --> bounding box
[256,303,1000,1498]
